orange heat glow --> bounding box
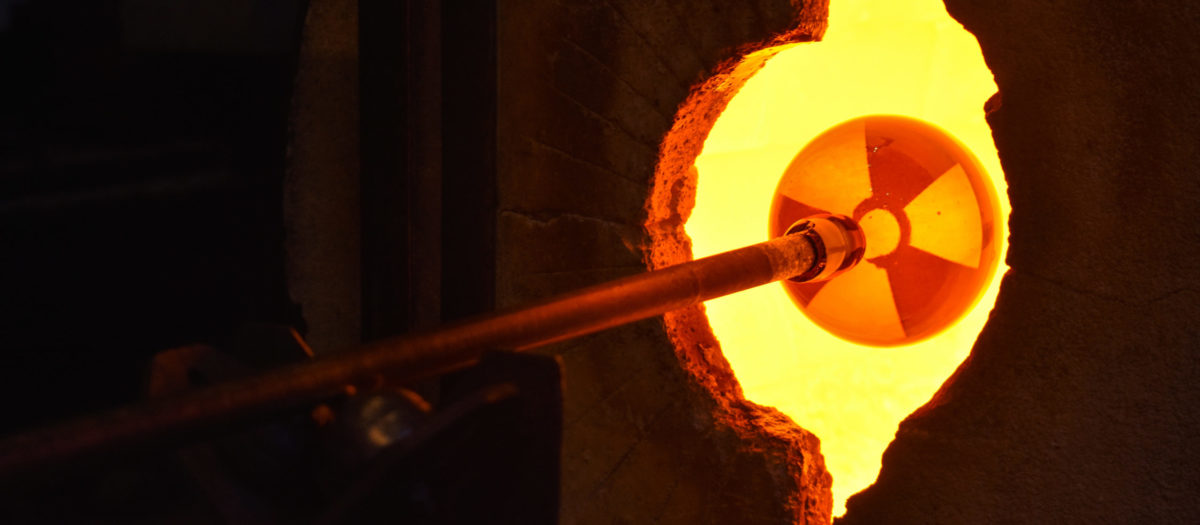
[687,0,1010,517]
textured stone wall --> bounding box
[839,2,1200,523]
[494,1,833,523]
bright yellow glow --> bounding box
[687,0,1010,517]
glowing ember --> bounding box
[687,0,1010,517]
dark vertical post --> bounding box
[440,0,497,322]
[359,0,411,339]
[406,0,443,330]
[359,0,444,339]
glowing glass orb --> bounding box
[771,115,1001,346]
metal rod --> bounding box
[0,232,815,478]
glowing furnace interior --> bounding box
[686,0,1011,516]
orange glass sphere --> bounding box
[770,115,1002,346]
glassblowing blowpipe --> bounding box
[0,115,1001,478]
[0,220,849,477]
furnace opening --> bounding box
[648,0,1009,518]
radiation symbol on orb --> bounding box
[770,115,1002,347]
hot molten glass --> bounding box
[771,115,1002,346]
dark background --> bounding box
[0,0,495,434]
[0,0,308,432]
[0,0,525,521]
